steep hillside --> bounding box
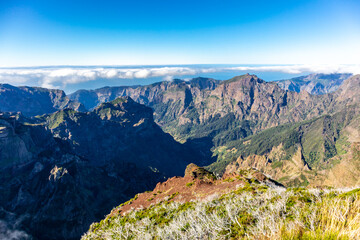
[69,77,220,110]
[0,84,84,116]
[70,74,357,159]
[276,73,352,95]
[68,74,360,188]
[0,97,207,240]
[82,165,360,240]
[46,96,209,174]
[208,105,360,187]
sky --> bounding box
[1,0,360,67]
[0,0,360,93]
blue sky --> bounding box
[1,0,360,67]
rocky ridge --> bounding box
[0,84,85,116]
[70,74,360,157]
[276,73,352,95]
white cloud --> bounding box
[0,64,359,89]
[163,75,174,81]
[226,64,360,74]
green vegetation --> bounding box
[208,110,355,176]
[185,106,199,122]
[110,97,128,104]
[229,122,301,157]
[164,112,253,145]
[271,161,284,169]
[336,135,351,155]
[185,181,194,187]
[82,185,360,240]
[222,177,235,182]
[47,109,77,129]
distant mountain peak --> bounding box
[221,74,263,85]
[276,73,352,95]
[94,96,153,123]
[335,74,360,103]
[0,83,84,116]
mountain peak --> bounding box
[96,96,139,111]
[221,74,263,85]
[276,73,352,95]
[109,96,133,105]
[94,96,153,123]
[335,74,360,103]
[189,77,220,90]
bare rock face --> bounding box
[69,74,357,143]
[334,74,360,104]
[184,163,215,180]
[49,166,69,181]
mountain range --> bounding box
[276,73,352,94]
[0,84,85,116]
[0,72,359,239]
[70,73,359,169]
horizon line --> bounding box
[1,63,358,69]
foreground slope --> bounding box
[0,97,207,240]
[83,165,360,240]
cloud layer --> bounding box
[0,65,359,89]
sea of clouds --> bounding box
[0,64,359,90]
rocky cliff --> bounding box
[207,104,360,187]
[72,74,360,188]
[0,97,207,240]
[70,74,359,158]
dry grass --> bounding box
[82,186,360,240]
